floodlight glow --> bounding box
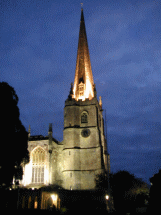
[51,194,57,202]
[105,195,109,200]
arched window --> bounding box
[78,82,85,97]
[81,112,88,123]
[32,147,45,184]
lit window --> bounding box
[81,113,88,123]
[78,82,84,97]
[32,147,45,184]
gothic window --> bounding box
[32,147,45,184]
[81,112,88,123]
[78,82,84,97]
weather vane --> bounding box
[81,3,83,8]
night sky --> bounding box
[1,0,161,184]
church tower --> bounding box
[20,8,109,192]
[62,8,108,190]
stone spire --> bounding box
[72,8,94,101]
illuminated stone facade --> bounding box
[62,97,108,190]
[22,133,63,188]
[21,9,108,190]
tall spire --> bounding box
[72,8,94,101]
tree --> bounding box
[148,169,161,213]
[96,170,149,213]
[110,171,149,213]
[0,82,29,187]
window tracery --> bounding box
[32,147,45,184]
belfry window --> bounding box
[32,147,45,184]
[78,82,85,97]
[81,112,88,123]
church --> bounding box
[21,8,109,191]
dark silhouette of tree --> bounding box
[110,171,149,213]
[0,82,29,187]
[96,170,149,213]
[149,169,161,213]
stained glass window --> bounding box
[32,147,45,184]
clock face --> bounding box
[81,128,90,137]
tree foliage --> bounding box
[95,170,149,213]
[111,171,149,213]
[149,169,161,213]
[0,82,29,186]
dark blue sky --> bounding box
[1,0,161,184]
